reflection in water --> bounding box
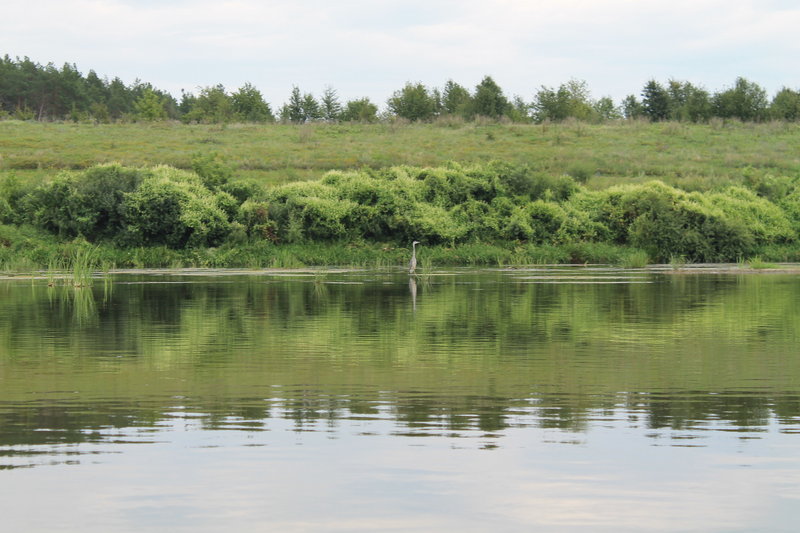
[3,268,800,450]
[409,276,417,311]
[2,267,800,531]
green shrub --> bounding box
[451,199,500,240]
[501,206,535,241]
[627,197,754,262]
[22,164,144,240]
[554,203,609,244]
[215,191,240,220]
[122,166,231,248]
[191,152,233,190]
[567,163,594,184]
[527,200,566,242]
[221,179,261,203]
[777,186,800,233]
[569,181,766,262]
[0,197,12,224]
[698,186,795,244]
[296,196,357,240]
[566,188,633,243]
[482,162,577,201]
[396,202,468,244]
[238,200,278,241]
[0,173,28,224]
[742,170,797,202]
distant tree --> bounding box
[58,62,89,119]
[9,55,800,128]
[682,83,711,122]
[387,82,436,121]
[301,92,322,121]
[320,86,343,121]
[9,58,48,119]
[532,86,565,122]
[89,102,111,123]
[178,90,196,118]
[593,96,620,121]
[621,95,644,119]
[0,55,19,114]
[770,87,800,121]
[663,80,710,122]
[285,86,305,123]
[184,85,234,123]
[641,79,670,121]
[666,80,687,119]
[231,82,273,122]
[107,77,133,119]
[162,93,179,120]
[134,88,167,121]
[341,97,378,122]
[84,70,109,107]
[506,95,530,123]
[441,79,471,117]
[0,56,165,122]
[472,76,509,118]
[431,87,445,116]
[532,79,593,122]
[277,104,290,123]
[713,77,768,121]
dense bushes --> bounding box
[2,159,800,262]
[256,164,580,245]
[14,163,240,248]
[122,167,234,247]
[20,164,144,240]
[258,164,800,261]
[569,181,797,261]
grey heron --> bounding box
[409,241,420,274]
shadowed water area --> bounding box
[2,267,800,531]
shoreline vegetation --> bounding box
[3,120,800,272]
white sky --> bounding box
[2,0,799,109]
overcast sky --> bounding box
[2,0,799,108]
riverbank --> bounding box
[3,227,800,275]
[0,232,639,271]
[3,121,800,270]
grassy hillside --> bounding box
[2,119,800,190]
[3,119,800,270]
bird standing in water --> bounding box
[409,241,420,274]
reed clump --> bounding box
[745,256,778,270]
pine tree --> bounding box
[641,80,670,121]
[320,86,342,121]
[472,76,509,118]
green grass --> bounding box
[669,255,688,270]
[617,249,650,268]
[3,119,800,190]
[7,230,799,272]
[69,246,97,288]
[0,229,658,271]
[744,256,779,270]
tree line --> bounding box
[2,55,800,124]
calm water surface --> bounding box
[2,266,800,532]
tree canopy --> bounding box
[1,55,799,124]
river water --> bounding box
[2,266,800,532]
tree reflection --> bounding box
[2,270,800,456]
